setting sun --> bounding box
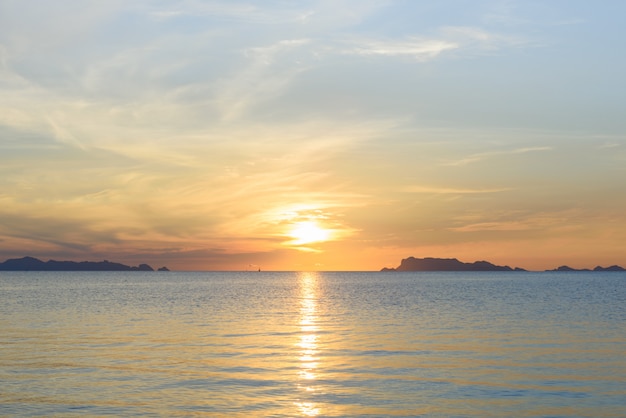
[288,221,330,246]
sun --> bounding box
[288,221,330,245]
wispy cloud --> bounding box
[400,186,511,194]
[147,0,386,26]
[444,146,553,166]
[342,24,530,62]
[215,38,312,120]
[45,115,86,149]
[448,210,587,234]
[598,142,622,149]
[450,221,530,232]
[441,25,529,50]
[346,38,458,60]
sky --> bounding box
[1,0,625,271]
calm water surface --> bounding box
[1,271,625,417]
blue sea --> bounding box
[1,271,625,417]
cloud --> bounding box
[444,146,553,166]
[147,2,311,25]
[448,210,587,234]
[441,26,529,50]
[0,1,536,142]
[400,186,511,194]
[45,115,86,149]
[215,38,312,120]
[346,38,459,60]
[598,142,621,149]
[450,221,531,232]
[342,24,530,62]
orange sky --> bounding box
[1,1,625,271]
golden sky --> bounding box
[1,1,625,270]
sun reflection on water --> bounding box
[295,401,321,417]
[295,272,320,416]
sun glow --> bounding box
[288,221,330,245]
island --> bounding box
[382,256,625,272]
[546,265,625,272]
[382,256,525,272]
[0,256,169,272]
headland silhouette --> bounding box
[0,256,169,272]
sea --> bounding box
[1,271,625,417]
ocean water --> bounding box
[1,271,625,417]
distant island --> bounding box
[382,256,625,272]
[382,257,525,272]
[0,256,169,272]
[546,265,625,272]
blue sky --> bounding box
[1,0,625,270]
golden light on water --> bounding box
[295,402,321,417]
[296,272,321,416]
